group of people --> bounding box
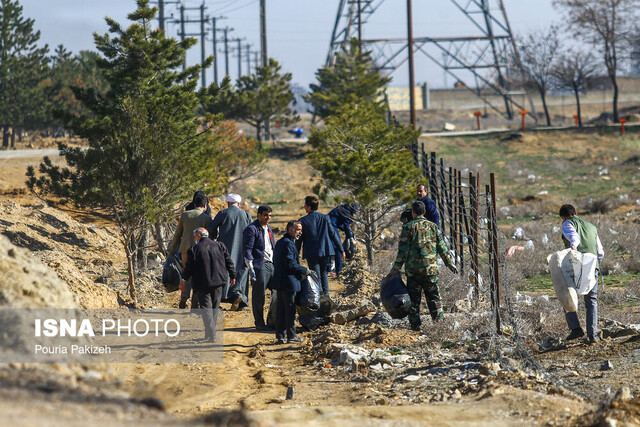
[390,184,604,343]
[171,193,353,343]
[170,183,603,345]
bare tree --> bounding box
[517,27,561,126]
[552,49,599,126]
[553,0,639,122]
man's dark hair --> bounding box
[257,205,272,215]
[286,220,300,232]
[417,184,428,192]
[304,196,319,211]
[559,204,576,218]
[412,200,426,216]
[194,195,207,208]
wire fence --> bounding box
[412,147,504,334]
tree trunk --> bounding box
[10,128,15,148]
[540,90,552,127]
[363,211,374,266]
[17,127,23,143]
[612,76,619,123]
[124,241,137,303]
[154,221,166,253]
[2,125,9,148]
[573,86,583,128]
[256,120,263,143]
[137,226,149,271]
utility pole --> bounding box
[177,4,209,86]
[200,2,207,87]
[153,0,179,31]
[179,4,185,71]
[253,51,259,73]
[159,0,165,31]
[260,0,267,67]
[259,0,269,140]
[222,27,233,77]
[357,0,362,47]
[209,16,226,85]
[245,44,251,76]
[230,38,243,79]
[406,0,416,130]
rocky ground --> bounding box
[0,145,639,426]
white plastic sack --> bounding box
[548,249,578,312]
[561,250,597,296]
[548,249,598,313]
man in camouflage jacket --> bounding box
[389,201,458,330]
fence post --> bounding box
[469,172,479,306]
[438,158,447,235]
[489,173,502,335]
[448,167,454,250]
[455,169,463,274]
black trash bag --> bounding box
[343,237,356,259]
[319,294,337,316]
[380,273,411,319]
[299,271,321,309]
[297,311,329,331]
[161,253,183,292]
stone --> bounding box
[403,375,421,382]
[453,299,471,313]
[370,312,393,328]
[613,387,631,402]
[600,360,614,371]
[452,389,462,399]
[478,362,501,376]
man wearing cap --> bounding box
[169,194,211,309]
[207,194,253,310]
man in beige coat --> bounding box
[169,194,211,308]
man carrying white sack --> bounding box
[559,204,604,344]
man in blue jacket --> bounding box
[243,205,276,331]
[401,184,440,226]
[273,220,308,344]
[297,196,344,296]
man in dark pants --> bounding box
[559,204,604,344]
[388,201,457,331]
[243,205,276,331]
[297,196,345,296]
[180,228,235,342]
[273,221,308,344]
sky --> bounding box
[21,0,559,89]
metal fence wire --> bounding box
[411,148,592,399]
[413,148,503,335]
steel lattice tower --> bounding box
[326,0,529,120]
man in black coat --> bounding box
[297,196,344,296]
[181,228,235,342]
[273,221,308,344]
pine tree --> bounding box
[0,0,49,146]
[231,58,298,142]
[308,103,421,265]
[27,0,219,302]
[306,38,390,119]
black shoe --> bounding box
[230,296,242,311]
[276,338,286,345]
[256,324,273,332]
[178,298,187,309]
[566,328,585,341]
[287,336,303,343]
[587,335,599,344]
